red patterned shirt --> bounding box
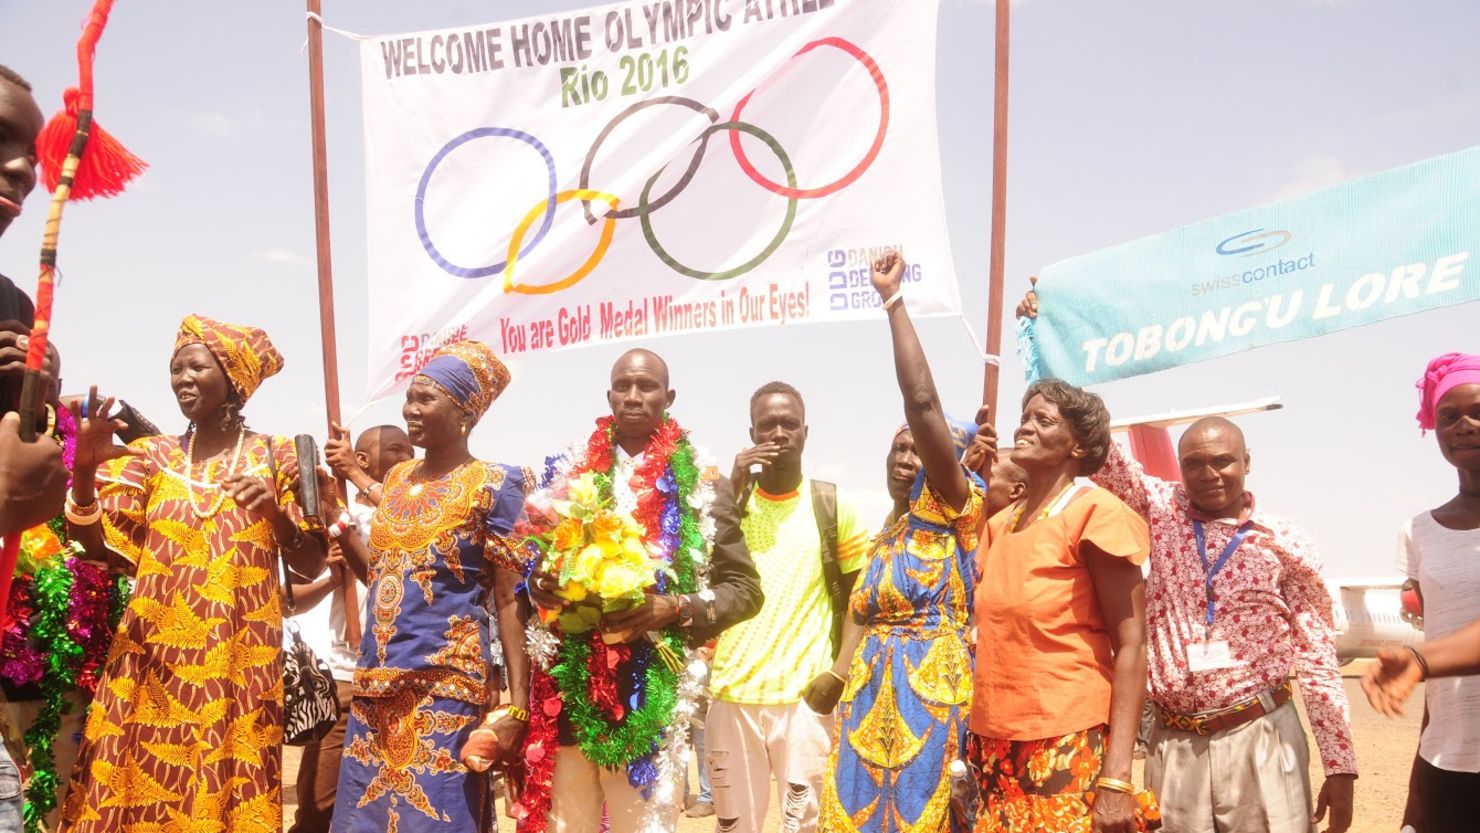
[1093,442,1357,776]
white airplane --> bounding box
[1114,398,1423,664]
[1326,577,1423,663]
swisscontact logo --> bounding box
[1192,228,1315,297]
[1216,228,1293,257]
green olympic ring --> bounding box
[638,121,797,282]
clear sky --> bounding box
[2,0,1475,577]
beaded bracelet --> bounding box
[64,494,103,526]
[326,511,354,539]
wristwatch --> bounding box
[676,594,697,627]
[695,588,717,626]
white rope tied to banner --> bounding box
[303,11,368,52]
[958,315,1001,367]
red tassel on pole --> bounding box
[35,0,146,200]
[37,88,146,200]
[3,0,139,620]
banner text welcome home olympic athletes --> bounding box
[377,0,837,100]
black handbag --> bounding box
[266,436,341,746]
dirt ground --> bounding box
[285,662,1419,832]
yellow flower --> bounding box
[620,536,652,567]
[595,562,651,601]
[568,472,600,507]
[574,543,606,581]
[552,518,585,552]
[559,581,589,603]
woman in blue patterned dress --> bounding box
[814,251,990,833]
[330,340,530,833]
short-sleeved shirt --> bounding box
[1401,511,1480,773]
[972,484,1150,740]
[710,478,872,704]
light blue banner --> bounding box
[1020,146,1480,386]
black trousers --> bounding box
[1416,755,1480,833]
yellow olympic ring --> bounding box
[503,189,620,295]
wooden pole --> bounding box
[981,0,1011,413]
[306,0,360,648]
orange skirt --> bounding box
[967,726,1160,833]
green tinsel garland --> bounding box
[556,423,705,767]
[20,564,80,833]
[109,574,130,631]
[16,557,130,833]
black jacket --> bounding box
[688,475,763,645]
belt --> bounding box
[1157,682,1292,736]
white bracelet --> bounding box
[882,289,904,310]
[327,511,354,539]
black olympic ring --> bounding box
[578,96,721,225]
[639,120,796,282]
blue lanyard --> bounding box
[1193,520,1252,628]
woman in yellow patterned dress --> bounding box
[816,250,988,833]
[59,315,326,833]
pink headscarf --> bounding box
[1416,352,1480,432]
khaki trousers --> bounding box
[549,744,678,833]
[705,699,833,833]
[1146,699,1314,833]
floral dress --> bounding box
[332,459,526,833]
[821,472,984,833]
[60,434,305,833]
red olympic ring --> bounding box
[728,36,889,200]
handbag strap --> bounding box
[262,436,298,616]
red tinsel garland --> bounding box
[587,637,630,722]
[514,670,561,829]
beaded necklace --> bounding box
[1008,480,1078,532]
[182,426,247,519]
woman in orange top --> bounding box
[971,379,1151,833]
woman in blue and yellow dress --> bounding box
[812,250,988,833]
[330,340,530,833]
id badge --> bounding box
[1186,640,1235,673]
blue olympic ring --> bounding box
[415,128,558,279]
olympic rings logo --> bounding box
[414,36,890,293]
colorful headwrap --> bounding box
[172,314,283,402]
[895,414,979,461]
[414,339,510,419]
[1416,352,1480,432]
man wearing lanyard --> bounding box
[1090,415,1356,832]
[1017,286,1355,831]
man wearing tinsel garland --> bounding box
[517,348,763,833]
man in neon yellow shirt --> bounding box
[708,382,872,833]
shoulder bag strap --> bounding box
[262,435,297,616]
[810,479,844,658]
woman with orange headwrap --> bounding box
[58,314,325,833]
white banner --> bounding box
[358,0,958,401]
